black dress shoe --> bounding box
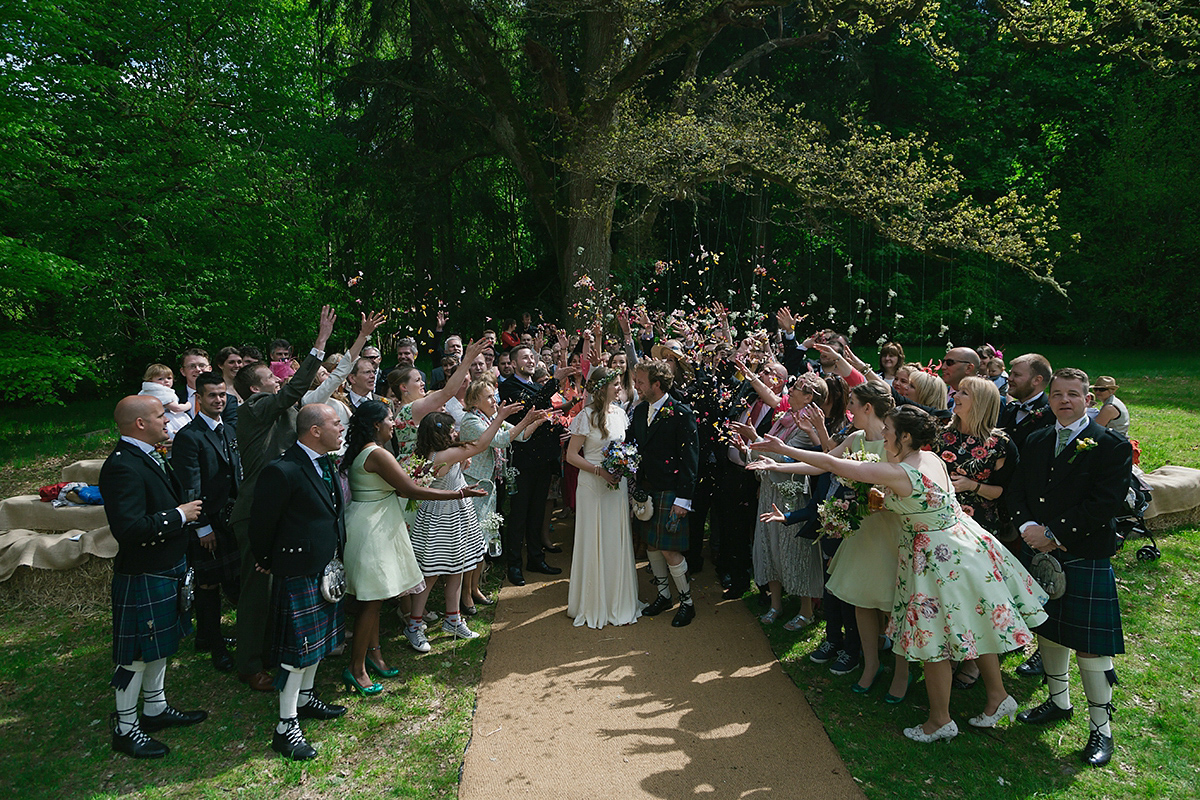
[1082,730,1114,766]
[543,545,563,554]
[526,560,562,575]
[111,715,169,759]
[272,719,317,761]
[211,648,235,673]
[671,604,696,627]
[1017,698,1074,725]
[1016,650,1044,677]
[141,705,208,733]
[507,567,526,586]
[298,695,347,721]
[643,595,675,616]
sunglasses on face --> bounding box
[940,358,968,366]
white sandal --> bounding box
[784,612,813,631]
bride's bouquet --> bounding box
[817,444,881,540]
[399,454,437,511]
[599,441,640,490]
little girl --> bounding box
[138,364,192,438]
[404,406,522,651]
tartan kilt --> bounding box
[635,490,690,552]
[267,574,344,669]
[112,558,193,665]
[186,518,241,586]
[1034,553,1125,656]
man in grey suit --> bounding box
[229,306,336,690]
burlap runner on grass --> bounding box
[460,514,864,800]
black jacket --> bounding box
[100,440,188,574]
[1006,420,1133,559]
[627,396,700,500]
[499,375,563,468]
[250,444,345,577]
[998,392,1055,452]
[171,414,241,531]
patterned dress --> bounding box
[885,462,1048,662]
[751,425,824,597]
[937,426,1017,536]
[410,462,486,575]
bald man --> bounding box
[100,396,206,758]
[250,404,348,760]
[939,347,980,408]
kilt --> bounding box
[186,519,240,587]
[267,574,344,669]
[1033,552,1125,656]
[635,490,690,553]
[112,558,193,666]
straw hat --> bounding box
[649,339,695,379]
[1090,376,1119,391]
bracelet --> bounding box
[459,488,464,499]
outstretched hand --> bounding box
[497,401,524,420]
[316,305,337,348]
[747,432,786,453]
[464,337,489,362]
[462,483,488,498]
[745,459,780,472]
[776,306,795,332]
[360,310,387,337]
[759,503,787,524]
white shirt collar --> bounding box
[1053,414,1091,446]
[119,435,158,456]
[197,412,221,430]
[348,389,372,406]
[296,441,327,474]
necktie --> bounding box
[647,404,657,426]
[150,449,169,472]
[317,456,336,498]
[1054,427,1072,457]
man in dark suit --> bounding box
[629,358,701,627]
[250,404,349,760]
[100,396,207,758]
[230,306,335,690]
[172,371,242,672]
[498,344,564,585]
[999,353,1056,452]
[1008,368,1133,767]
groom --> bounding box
[629,359,700,627]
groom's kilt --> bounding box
[112,558,192,665]
[637,490,690,552]
[267,574,344,669]
[1034,554,1124,656]
[186,517,240,586]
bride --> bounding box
[564,367,642,628]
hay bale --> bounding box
[0,558,112,616]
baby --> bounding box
[982,356,1008,395]
[138,363,193,438]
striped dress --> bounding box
[410,462,486,575]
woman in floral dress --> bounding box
[750,405,1047,743]
[938,376,1019,689]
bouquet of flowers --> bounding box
[599,441,641,490]
[503,465,521,496]
[399,454,437,511]
[817,445,882,540]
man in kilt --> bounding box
[100,396,207,758]
[172,370,242,672]
[250,404,349,760]
[1008,367,1134,767]
[629,359,700,627]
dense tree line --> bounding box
[2,0,1197,403]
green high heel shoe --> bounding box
[342,668,383,696]
[884,671,915,704]
[851,666,885,694]
[365,648,400,679]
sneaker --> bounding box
[442,617,480,640]
[404,626,431,653]
[809,640,840,664]
[829,648,861,676]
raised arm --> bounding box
[433,402,523,466]
[412,337,488,420]
[748,437,910,493]
[364,447,485,501]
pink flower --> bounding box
[906,603,920,627]
[913,532,931,551]
[1014,629,1032,647]
[991,605,1013,629]
[944,433,957,445]
[971,446,988,459]
[941,451,957,463]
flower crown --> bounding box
[586,370,621,395]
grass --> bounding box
[1,345,1199,798]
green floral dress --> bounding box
[885,463,1048,662]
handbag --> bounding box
[320,557,347,604]
[630,488,654,522]
[1030,552,1066,600]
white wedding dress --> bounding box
[566,406,643,629]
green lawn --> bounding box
[1,346,1197,798]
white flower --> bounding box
[576,246,585,256]
[864,308,872,319]
[887,288,897,298]
[855,298,865,309]
[847,325,858,336]
[844,263,853,275]
[992,313,1002,329]
[808,293,818,304]
[963,307,973,319]
[876,335,889,346]
[827,306,838,317]
[894,313,904,322]
[938,324,949,337]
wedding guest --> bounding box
[101,396,207,758]
[139,364,192,439]
[998,353,1055,452]
[387,337,490,458]
[339,401,487,692]
[1090,376,1130,437]
[1009,368,1134,766]
[751,406,1047,743]
[216,347,244,407]
[404,408,522,649]
[878,341,906,386]
[175,347,211,413]
[909,370,949,412]
[939,347,980,409]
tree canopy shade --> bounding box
[320,0,1198,327]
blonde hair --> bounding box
[953,376,1001,438]
[909,370,948,410]
[464,378,496,411]
[143,363,173,381]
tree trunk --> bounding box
[560,172,616,330]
